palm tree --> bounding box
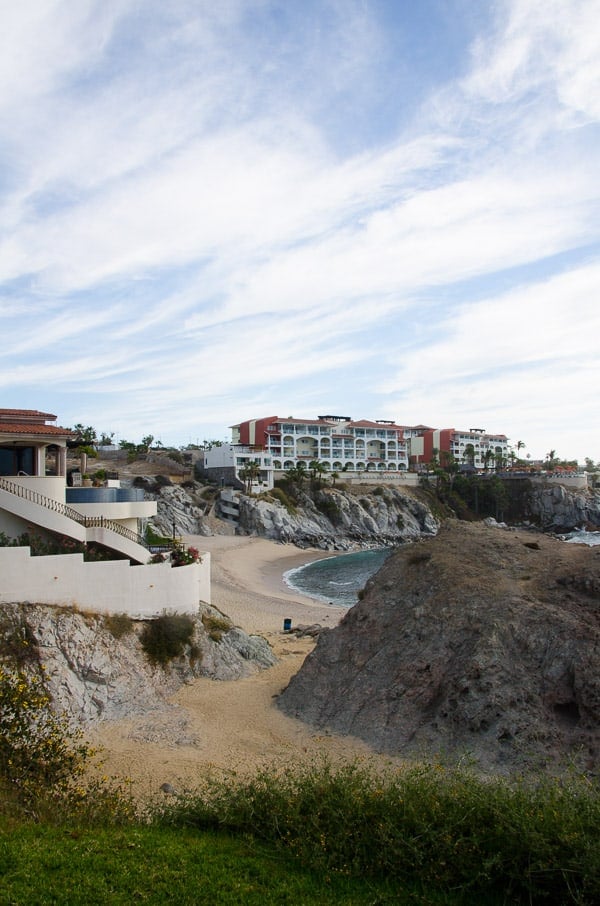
[463,443,476,468]
[309,460,328,487]
[284,462,307,488]
[239,460,261,493]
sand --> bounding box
[92,535,393,798]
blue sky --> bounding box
[1,0,599,463]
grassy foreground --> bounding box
[1,666,599,903]
[2,759,600,905]
[0,823,416,906]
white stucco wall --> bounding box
[1,476,66,502]
[0,487,88,541]
[0,547,211,618]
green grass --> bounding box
[156,760,600,904]
[0,822,431,905]
[2,667,599,906]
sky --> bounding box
[1,0,599,463]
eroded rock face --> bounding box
[238,486,438,549]
[0,602,275,724]
[151,484,212,537]
[278,522,600,773]
[529,484,600,532]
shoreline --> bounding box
[92,534,387,793]
[185,533,347,634]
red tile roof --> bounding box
[0,408,57,421]
[0,423,73,437]
[349,419,403,430]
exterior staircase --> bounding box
[0,478,150,564]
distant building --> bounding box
[231,415,510,475]
[202,443,274,490]
[400,425,509,470]
[231,415,409,472]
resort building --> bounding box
[231,415,410,473]
[402,425,510,471]
[202,443,274,491]
[0,408,209,617]
[231,415,510,475]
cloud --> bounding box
[0,1,599,462]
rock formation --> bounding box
[528,483,600,532]
[237,486,438,549]
[0,602,275,725]
[133,478,213,536]
[278,521,600,773]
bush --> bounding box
[201,613,232,642]
[316,496,342,525]
[145,524,172,546]
[156,759,600,903]
[170,545,200,567]
[0,613,39,667]
[268,487,297,514]
[0,666,91,804]
[140,614,196,666]
[104,613,134,639]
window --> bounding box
[0,446,35,476]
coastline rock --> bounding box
[278,521,600,773]
[140,481,212,537]
[238,486,438,548]
[0,602,275,725]
[528,484,600,533]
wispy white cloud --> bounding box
[1,0,599,460]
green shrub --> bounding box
[145,524,173,546]
[156,759,600,903]
[269,487,297,514]
[140,614,196,666]
[0,666,91,803]
[201,613,232,642]
[316,496,342,525]
[0,613,39,667]
[104,613,134,639]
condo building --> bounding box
[402,426,509,470]
[232,415,410,472]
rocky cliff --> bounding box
[237,486,439,549]
[278,521,600,773]
[528,483,600,532]
[0,602,275,726]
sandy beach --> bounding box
[93,534,391,797]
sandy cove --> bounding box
[93,535,394,797]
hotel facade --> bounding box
[232,415,510,475]
[232,415,410,473]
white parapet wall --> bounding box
[530,473,589,490]
[0,547,211,618]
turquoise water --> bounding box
[284,548,393,607]
[562,530,600,546]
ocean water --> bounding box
[284,548,393,607]
[561,530,600,546]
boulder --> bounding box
[278,521,600,773]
